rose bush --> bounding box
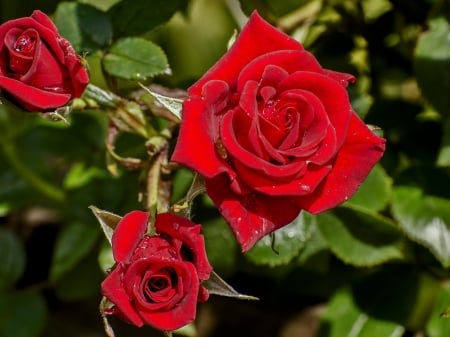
[171,11,386,252]
[0,10,89,111]
[101,211,212,331]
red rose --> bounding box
[171,11,386,252]
[101,211,212,331]
[0,10,89,111]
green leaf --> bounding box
[54,2,113,52]
[0,228,26,289]
[90,206,122,245]
[203,271,258,301]
[63,162,106,189]
[172,323,197,337]
[170,168,194,204]
[317,209,405,267]
[344,164,392,212]
[0,291,47,337]
[103,37,170,80]
[50,222,100,282]
[98,241,114,273]
[352,267,439,331]
[426,283,450,337]
[296,223,330,273]
[245,212,315,267]
[140,85,183,121]
[391,186,450,267]
[202,217,239,277]
[437,116,450,166]
[360,0,392,22]
[318,287,405,337]
[414,5,450,116]
[107,0,187,38]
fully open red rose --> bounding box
[0,10,89,111]
[171,11,386,252]
[101,211,212,331]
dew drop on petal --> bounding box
[299,184,311,192]
[14,33,37,56]
[43,86,66,93]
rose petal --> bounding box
[126,261,183,311]
[237,50,323,92]
[233,160,331,196]
[323,69,356,87]
[20,36,69,91]
[0,16,66,63]
[112,211,149,264]
[0,11,88,111]
[222,110,307,179]
[297,113,386,213]
[0,76,70,110]
[31,10,59,33]
[101,266,144,327]
[4,28,36,74]
[277,89,329,153]
[171,92,230,178]
[155,213,212,281]
[136,261,200,331]
[278,71,353,151]
[189,11,304,96]
[206,174,301,251]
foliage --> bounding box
[1,0,450,336]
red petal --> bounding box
[137,261,200,331]
[188,11,304,96]
[206,175,301,252]
[323,69,356,87]
[101,266,144,327]
[31,10,59,33]
[125,260,184,311]
[112,211,149,264]
[237,50,322,92]
[0,77,70,110]
[171,95,229,178]
[222,110,306,178]
[155,213,212,281]
[297,113,386,213]
[237,162,331,196]
[278,72,352,151]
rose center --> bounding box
[143,267,178,303]
[13,33,37,56]
[261,100,295,132]
[148,276,169,291]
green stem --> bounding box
[1,139,65,202]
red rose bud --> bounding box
[0,10,89,111]
[101,211,212,331]
[171,11,386,252]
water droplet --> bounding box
[14,33,37,55]
[43,86,65,93]
[299,184,311,192]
